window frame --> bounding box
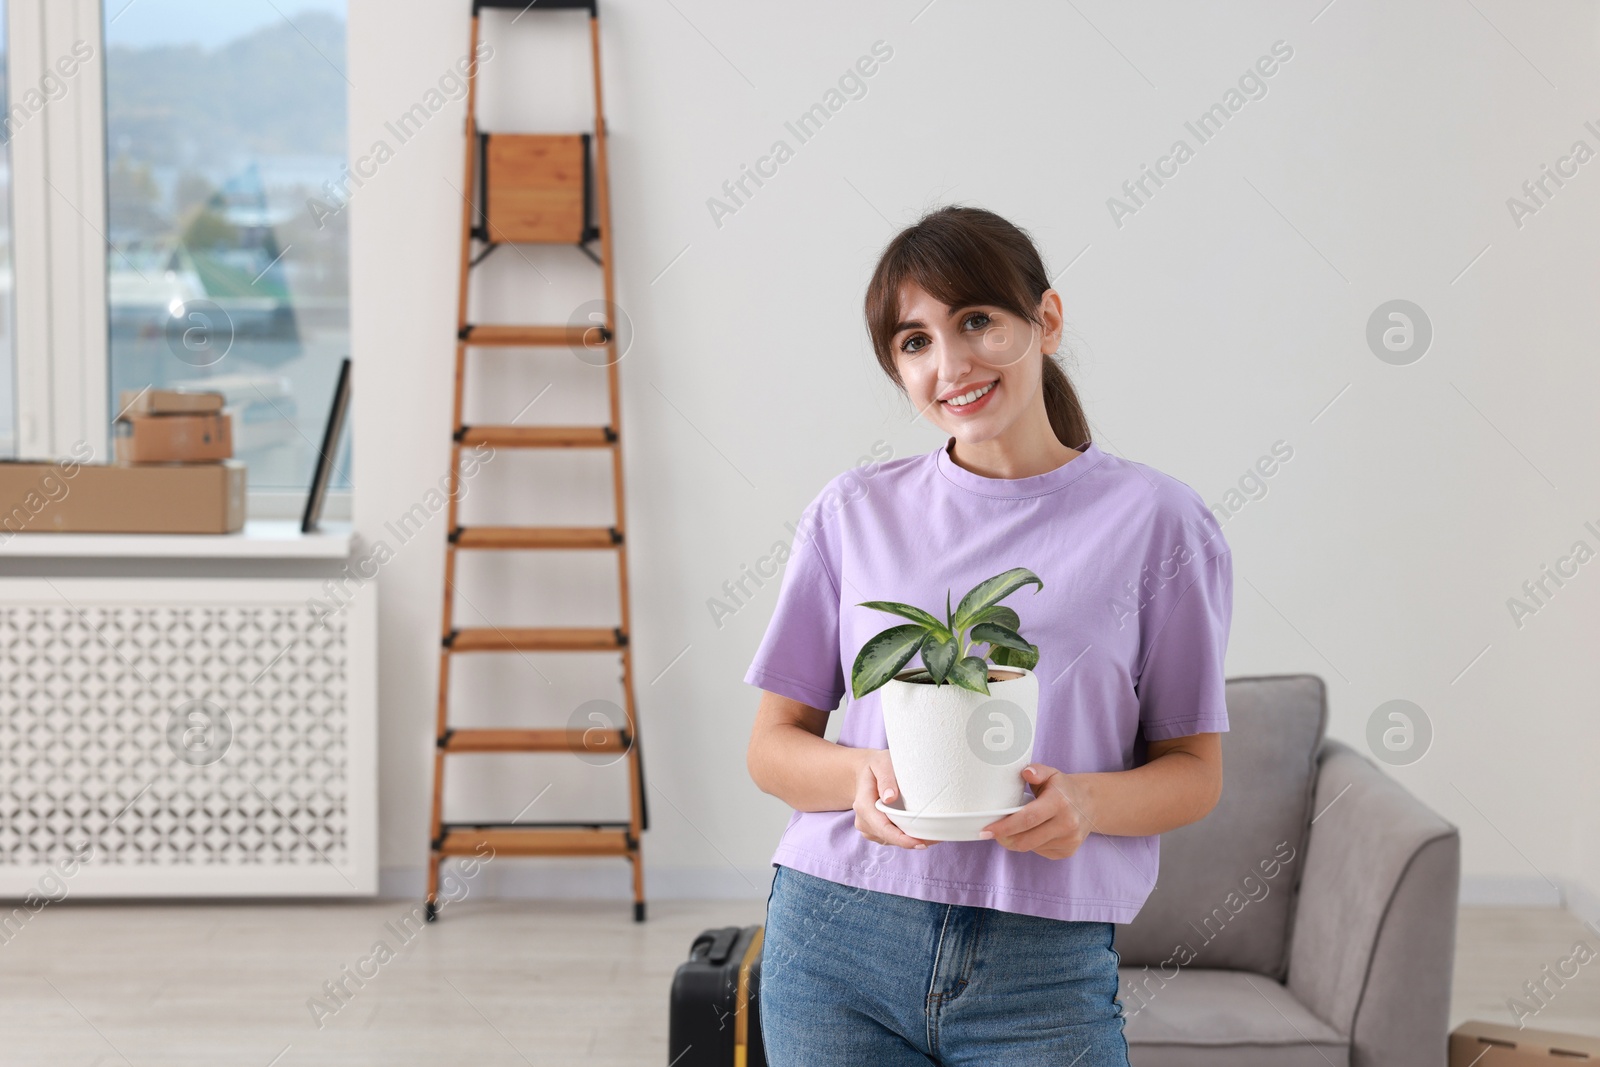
[9,0,108,463]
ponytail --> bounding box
[1040,352,1090,449]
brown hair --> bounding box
[864,205,1090,450]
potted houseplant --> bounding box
[852,568,1043,833]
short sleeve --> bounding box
[742,494,847,712]
[1135,549,1233,740]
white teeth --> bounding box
[945,382,994,406]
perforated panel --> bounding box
[0,579,375,895]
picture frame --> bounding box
[302,357,352,534]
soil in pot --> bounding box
[898,668,1022,685]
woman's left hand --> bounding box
[978,765,1093,860]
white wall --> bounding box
[348,0,1600,910]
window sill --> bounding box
[0,520,354,559]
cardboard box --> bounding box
[0,460,246,535]
[114,412,233,464]
[118,387,226,416]
[1450,1020,1600,1065]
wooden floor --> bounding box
[1452,906,1600,1040]
[0,899,1594,1064]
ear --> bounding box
[1038,289,1065,355]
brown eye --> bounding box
[901,335,928,354]
[963,312,991,330]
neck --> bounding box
[947,419,1081,480]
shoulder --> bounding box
[1096,449,1229,563]
[796,440,929,533]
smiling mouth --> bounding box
[941,380,997,407]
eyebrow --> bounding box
[894,303,992,334]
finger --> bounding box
[994,822,1066,853]
[856,774,928,847]
[1021,764,1061,798]
[855,798,933,849]
[856,767,890,809]
[979,795,1054,840]
[872,762,901,804]
[993,793,1081,851]
[857,760,897,807]
[872,809,936,848]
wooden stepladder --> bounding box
[426,0,648,923]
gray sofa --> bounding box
[1115,674,1460,1067]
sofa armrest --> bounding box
[1286,740,1460,1067]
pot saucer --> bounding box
[874,799,1026,842]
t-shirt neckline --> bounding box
[934,435,1105,498]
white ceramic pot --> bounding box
[879,665,1039,815]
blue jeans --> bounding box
[760,864,1131,1066]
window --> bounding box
[1,0,350,514]
[102,0,350,502]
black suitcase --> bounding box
[668,924,767,1066]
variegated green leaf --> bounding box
[921,629,957,684]
[953,568,1043,634]
[992,642,1040,671]
[856,600,946,631]
[850,624,929,699]
[968,605,1020,632]
[947,655,991,695]
[969,622,1031,655]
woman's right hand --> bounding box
[853,749,936,849]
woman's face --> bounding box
[890,282,1063,446]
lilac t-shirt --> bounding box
[743,436,1233,924]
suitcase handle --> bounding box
[691,926,741,966]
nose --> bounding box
[932,332,978,389]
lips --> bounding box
[940,379,998,413]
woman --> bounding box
[743,205,1233,1066]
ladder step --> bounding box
[475,0,596,13]
[457,425,615,448]
[461,324,601,347]
[440,727,627,753]
[438,826,631,858]
[446,626,625,652]
[452,525,620,550]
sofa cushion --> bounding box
[1114,674,1327,980]
[1119,968,1349,1067]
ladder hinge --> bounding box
[453,426,467,443]
[431,835,444,852]
[604,426,618,442]
[458,325,471,341]
[443,629,460,649]
[437,728,455,750]
[614,627,628,648]
[608,527,622,545]
[448,527,463,544]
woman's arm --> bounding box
[1065,732,1223,836]
[981,733,1223,858]
[746,689,861,812]
[746,689,933,849]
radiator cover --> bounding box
[0,578,376,896]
